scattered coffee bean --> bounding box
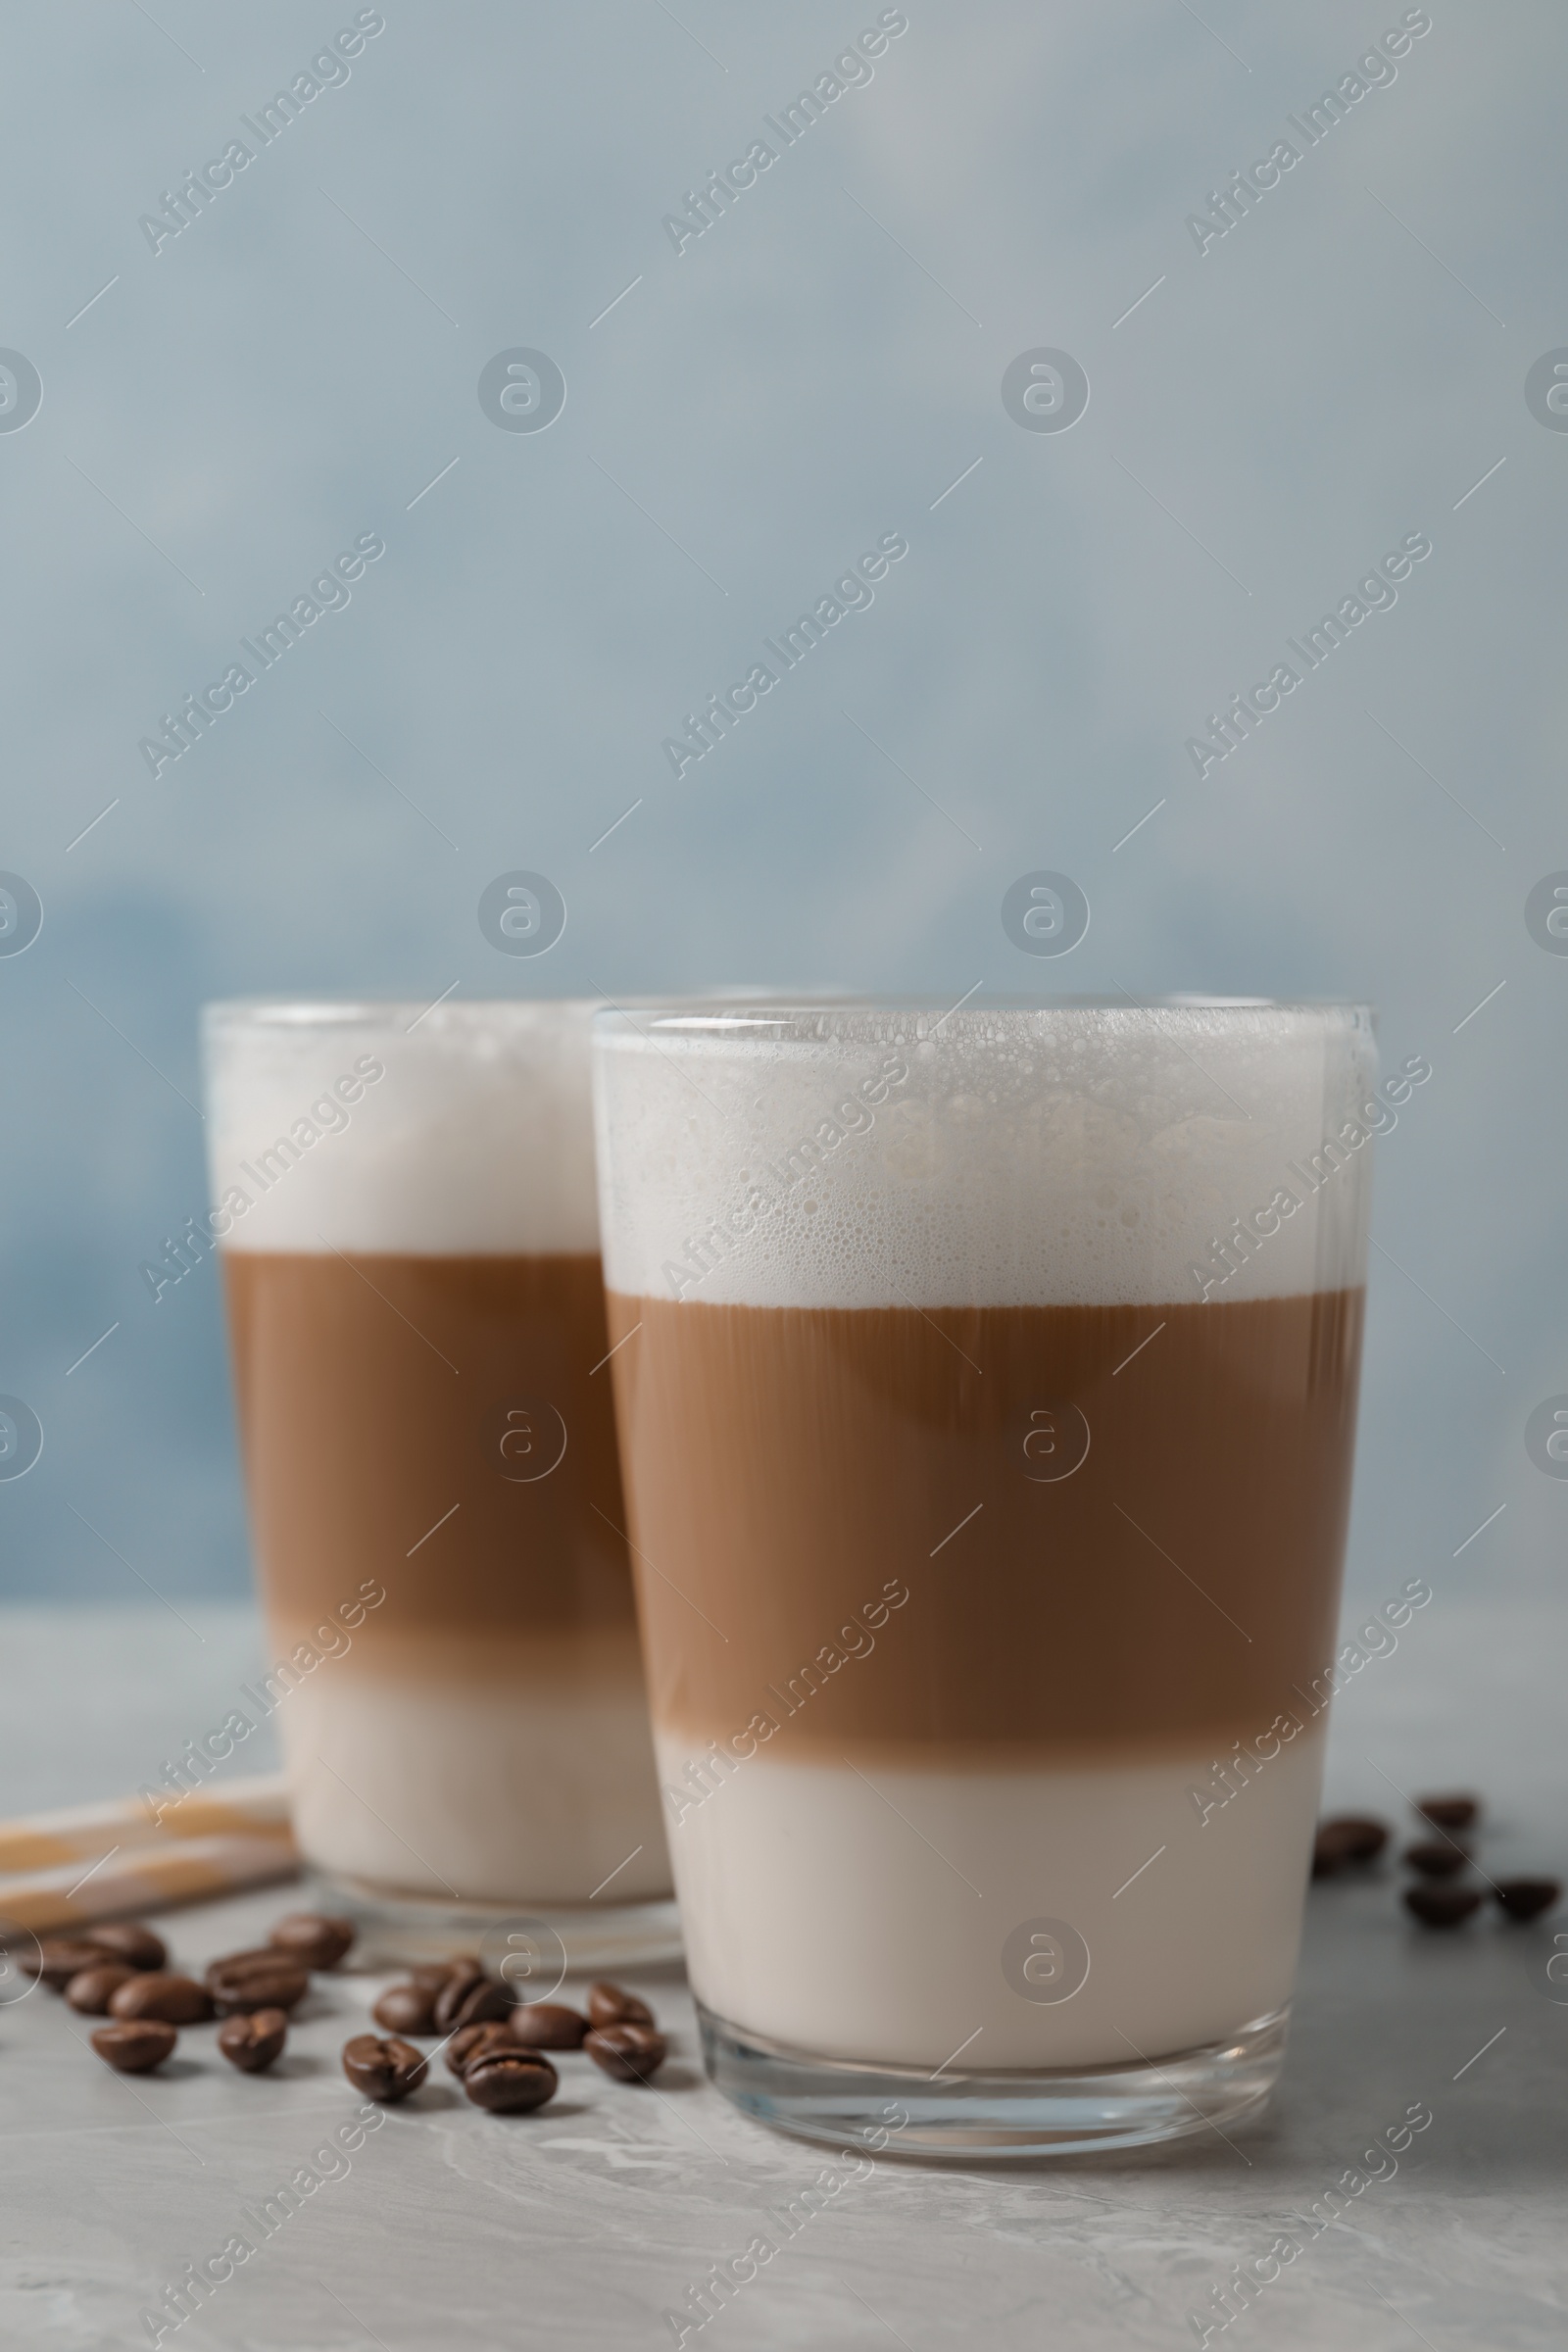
[218,2008,289,2073]
[27,1938,115,1992]
[109,1971,215,2025]
[1403,1884,1483,1929]
[446,2022,515,2079]
[269,1912,355,1971]
[341,2033,427,2102]
[510,2001,589,2051]
[64,1963,136,2015]
[1404,1840,1470,1879]
[204,1947,289,1986]
[206,1951,310,2013]
[587,1981,655,2030]
[432,1965,512,2033]
[85,1922,166,1972]
[212,1966,308,2017]
[1493,1877,1561,1924]
[1417,1793,1479,1832]
[372,1980,439,2035]
[91,2019,177,2074]
[429,1964,484,2029]
[465,2048,558,2114]
[1310,1816,1388,1878]
[585,2023,667,2082]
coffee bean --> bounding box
[510,2001,589,2051]
[218,2008,289,2073]
[1417,1793,1479,1832]
[91,2019,177,2074]
[1404,1839,1470,1879]
[203,1946,289,1986]
[206,1950,310,2012]
[587,1980,655,2030]
[64,1963,136,2015]
[372,1980,439,2035]
[209,1964,308,2017]
[585,2023,667,2082]
[432,1966,512,2034]
[85,1923,166,1972]
[1403,1884,1483,1929]
[1311,1816,1389,1878]
[27,1938,115,1992]
[109,1972,215,2025]
[465,2049,558,2114]
[1493,1876,1561,1923]
[269,1912,355,1971]
[453,1976,514,2027]
[429,1964,483,2028]
[342,2033,427,2102]
[446,2022,515,2079]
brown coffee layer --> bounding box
[608,1289,1363,1756]
[224,1251,635,1640]
[264,1619,653,1690]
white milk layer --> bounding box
[594,1002,1379,1307]
[203,999,601,1254]
[281,1671,672,1905]
[658,1726,1326,2067]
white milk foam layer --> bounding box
[660,1727,1326,2067]
[203,1000,600,1254]
[594,1003,1378,1308]
[283,1672,672,1904]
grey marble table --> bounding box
[2,1597,1563,2350]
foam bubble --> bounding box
[203,1000,601,1254]
[591,1002,1378,1307]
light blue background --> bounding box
[1,0,1561,1623]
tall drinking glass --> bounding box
[202,1000,675,1965]
[591,1000,1376,2153]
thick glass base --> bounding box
[698,2001,1287,2160]
[316,1872,684,1974]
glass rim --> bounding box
[594,994,1375,1039]
[202,996,604,1033]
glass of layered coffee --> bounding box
[202,1001,675,1965]
[591,999,1375,2154]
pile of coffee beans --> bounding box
[19,1910,354,2074]
[24,1910,667,2120]
[363,1964,666,2113]
[1313,1792,1561,1931]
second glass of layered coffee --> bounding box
[592,999,1376,2154]
[202,1000,675,1964]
